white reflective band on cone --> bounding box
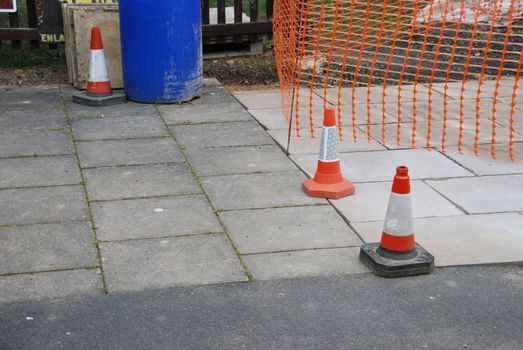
[88,49,110,82]
[318,126,339,162]
[383,193,413,237]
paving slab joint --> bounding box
[422,180,471,215]
[0,266,102,278]
[59,84,110,294]
[154,105,254,282]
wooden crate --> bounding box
[63,4,122,89]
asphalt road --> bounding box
[1,265,522,350]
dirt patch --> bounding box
[204,50,279,91]
[0,65,68,87]
[0,48,279,90]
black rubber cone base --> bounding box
[359,243,434,278]
[73,91,126,107]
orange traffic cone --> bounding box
[73,27,126,107]
[302,107,355,199]
[359,166,434,278]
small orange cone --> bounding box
[359,166,434,278]
[73,27,125,107]
[302,107,355,199]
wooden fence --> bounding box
[0,0,39,49]
[0,0,273,49]
[202,0,273,42]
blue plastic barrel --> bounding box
[119,0,202,103]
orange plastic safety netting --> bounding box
[273,0,523,159]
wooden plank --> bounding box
[216,0,226,44]
[203,21,272,37]
[234,0,242,23]
[25,0,40,49]
[0,28,39,41]
[202,0,210,25]
[266,0,274,19]
[232,0,243,43]
[250,0,259,22]
[62,4,76,85]
[8,12,21,49]
[217,0,226,24]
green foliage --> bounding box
[0,0,29,27]
[0,48,65,69]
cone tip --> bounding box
[396,166,408,176]
[323,107,336,127]
[392,165,410,194]
[90,27,104,50]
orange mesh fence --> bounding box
[273,0,523,159]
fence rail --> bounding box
[0,0,39,49]
[0,0,273,48]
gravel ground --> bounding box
[315,23,523,87]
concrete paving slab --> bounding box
[0,110,67,132]
[0,222,97,275]
[100,234,248,292]
[190,86,238,105]
[77,138,183,168]
[0,269,101,305]
[251,104,394,130]
[92,195,222,241]
[243,247,369,280]
[67,101,157,119]
[84,163,200,201]
[331,180,464,222]
[292,149,473,182]
[0,156,80,189]
[428,79,523,99]
[201,171,325,210]
[304,103,397,126]
[372,100,523,144]
[268,127,386,155]
[324,84,443,105]
[426,174,523,214]
[0,186,88,225]
[72,115,168,141]
[0,130,73,158]
[233,90,324,110]
[497,96,523,111]
[185,145,296,177]
[485,99,523,135]
[232,90,279,109]
[248,108,292,130]
[0,85,63,111]
[172,121,273,148]
[219,206,361,254]
[373,98,523,124]
[160,102,252,125]
[495,118,523,137]
[364,120,522,150]
[444,145,523,175]
[353,213,523,266]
